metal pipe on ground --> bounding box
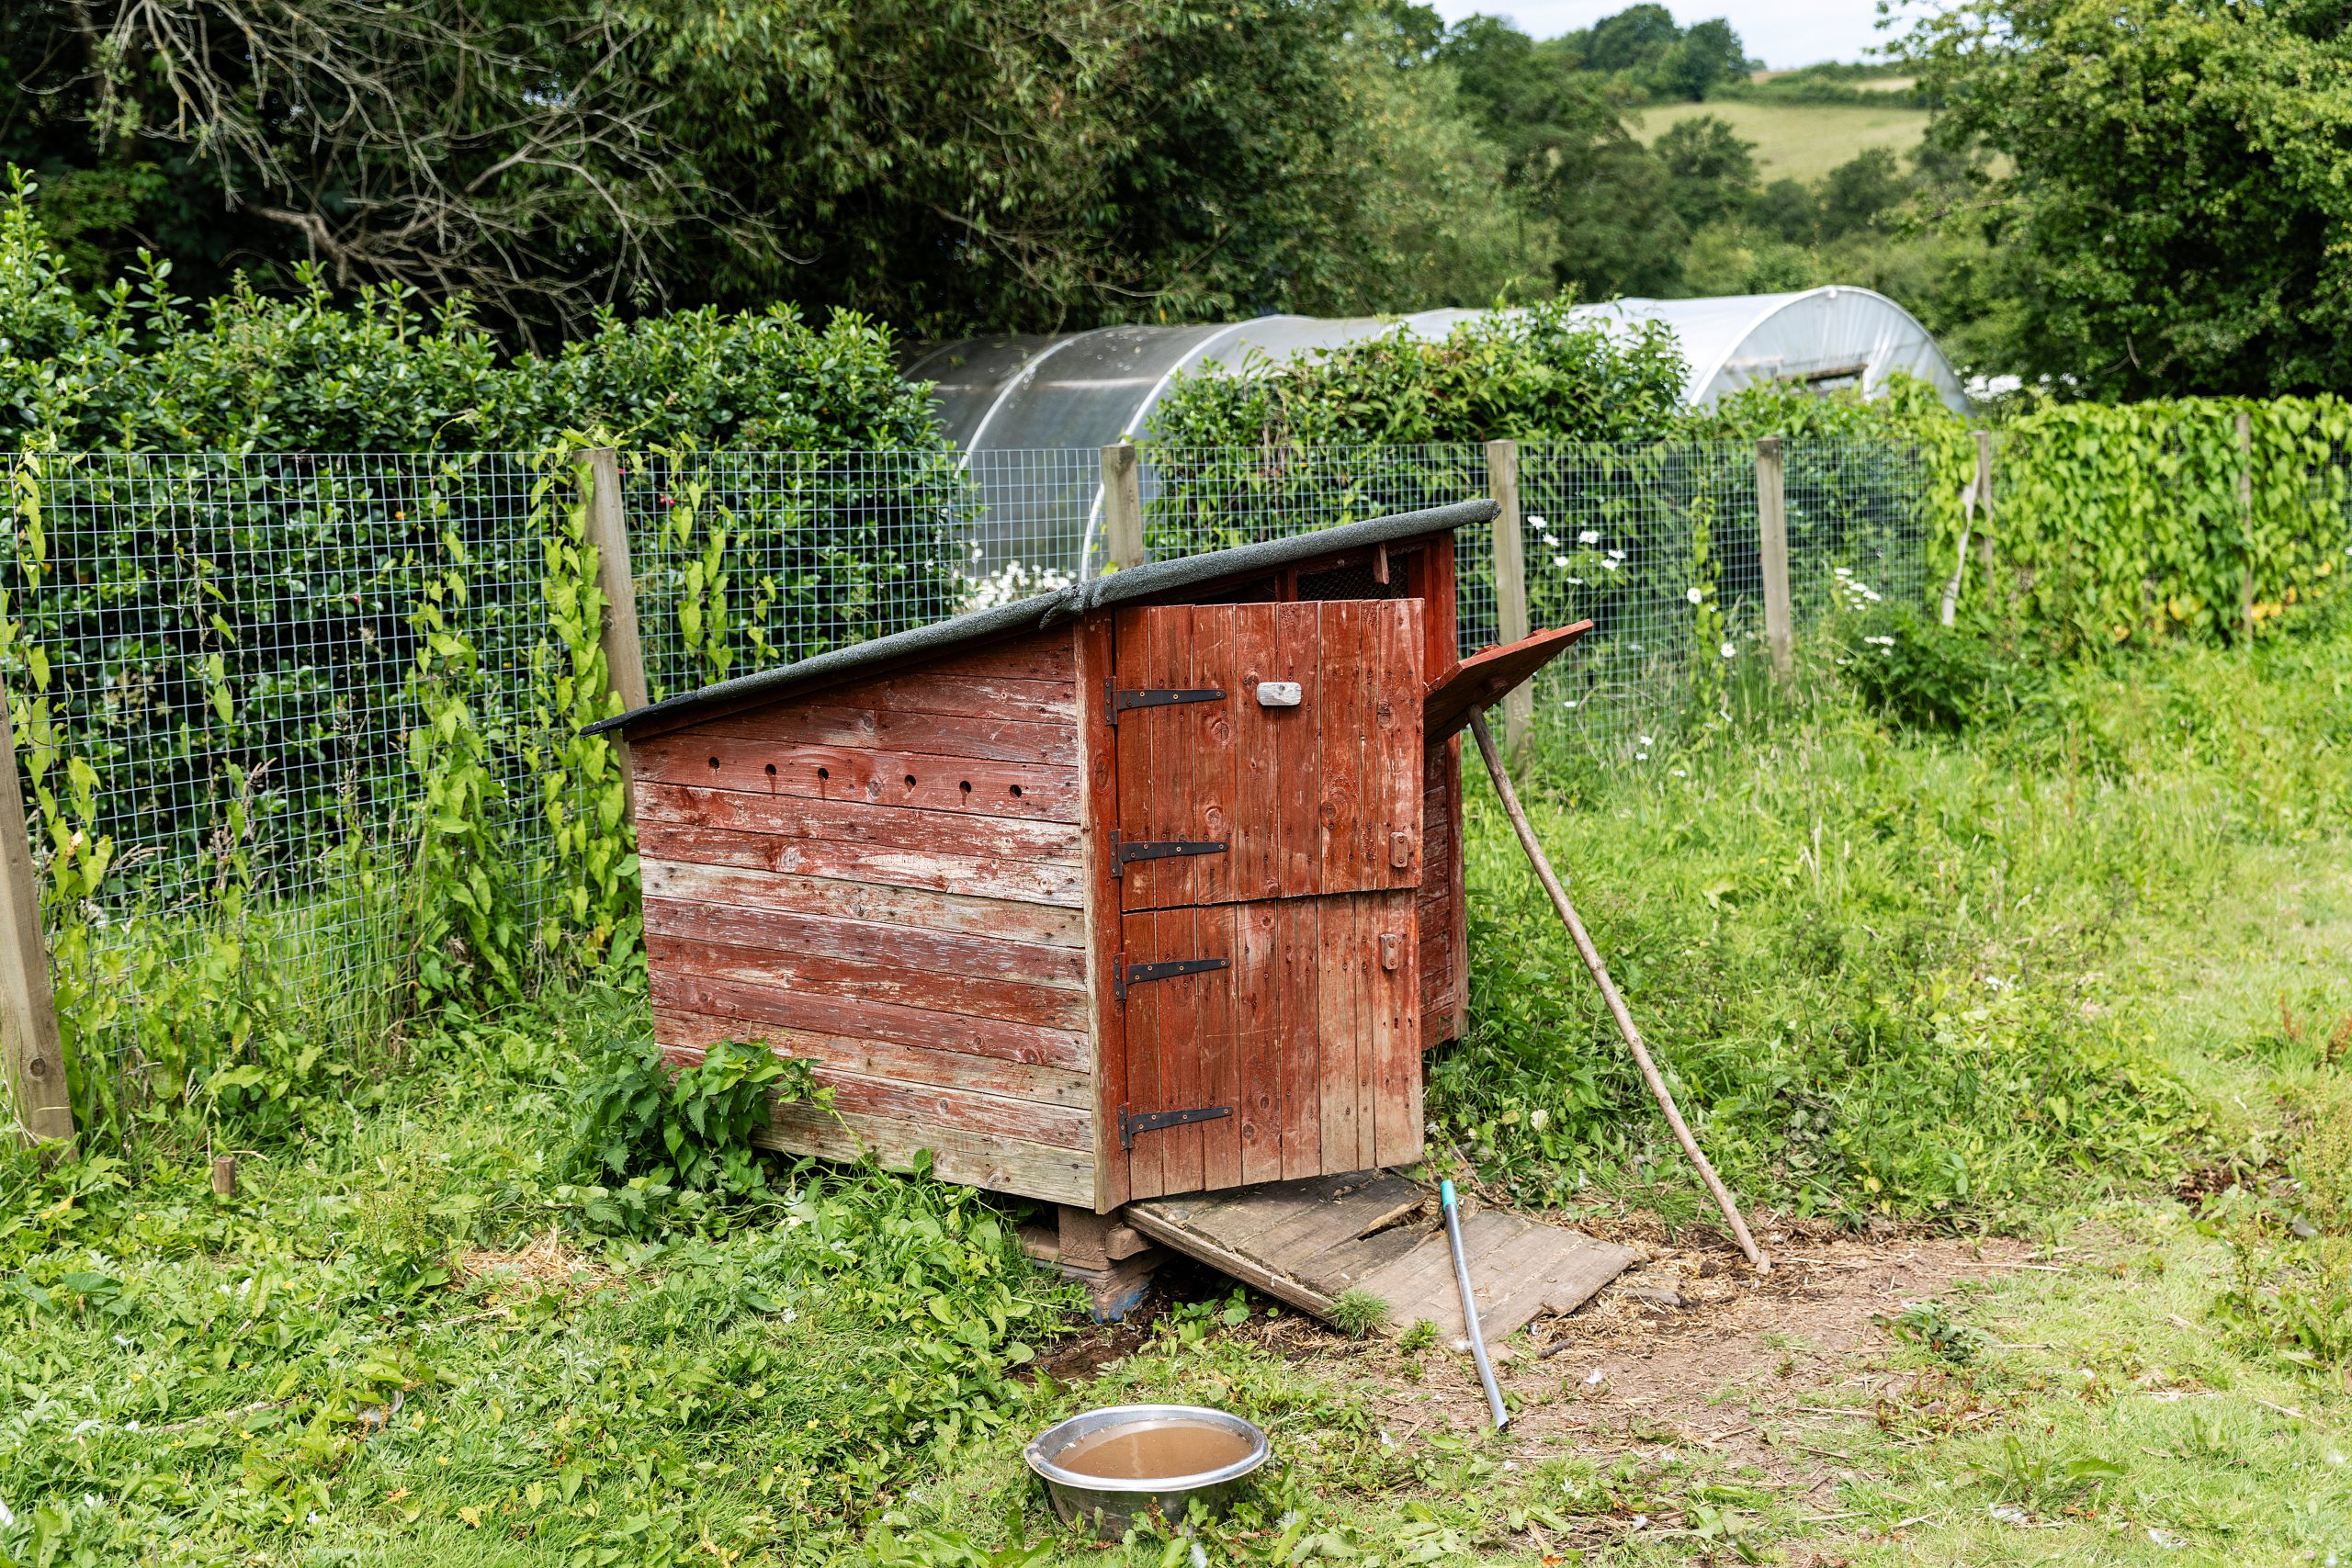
[1442,1179,1509,1430]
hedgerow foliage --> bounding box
[1145,300,1690,448]
[0,173,943,455]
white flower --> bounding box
[1553,556,1569,570]
[1567,576,1586,585]
[0,1496,11,1528]
[1561,698,1579,709]
[1529,513,1549,532]
[1578,529,1600,545]
[1720,642,1736,660]
[1639,735,1655,746]
[1600,558,1620,572]
[1669,768,1686,777]
[1685,587,1704,604]
[1608,548,1626,560]
[123,1420,140,1432]
[1635,751,1648,760]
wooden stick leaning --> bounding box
[1466,711,1770,1274]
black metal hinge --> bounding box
[1108,830,1228,878]
[1112,953,1228,1002]
[1104,680,1225,726]
[1119,1103,1233,1150]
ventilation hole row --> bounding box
[707,755,1025,799]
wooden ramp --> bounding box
[1126,1172,1637,1343]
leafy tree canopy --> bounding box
[1909,0,2352,398]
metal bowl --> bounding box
[1023,1404,1271,1540]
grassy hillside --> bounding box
[1637,98,1929,183]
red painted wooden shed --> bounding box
[590,501,1590,1217]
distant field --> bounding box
[1637,99,1929,184]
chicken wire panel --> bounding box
[960,447,1096,594]
[1137,444,1496,656]
[6,451,560,1048]
[621,448,976,705]
[1516,443,1762,750]
[1781,438,1937,625]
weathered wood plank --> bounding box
[1229,604,1282,903]
[634,733,1081,822]
[656,1010,1092,1106]
[643,894,1085,990]
[820,671,1077,726]
[1072,613,1128,1213]
[646,933,1088,1031]
[1192,606,1238,909]
[651,969,1089,1072]
[1375,596,1423,887]
[697,705,1079,767]
[1197,902,1243,1192]
[1317,893,1363,1173]
[642,859,1085,948]
[1277,897,1321,1180]
[1317,603,1368,894]
[757,1100,1093,1208]
[1274,604,1322,899]
[638,820,1084,907]
[1232,897,1283,1187]
[1373,893,1419,1169]
[637,781,1081,864]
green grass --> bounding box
[1635,100,1929,183]
[1,609,2347,1563]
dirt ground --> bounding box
[1093,1223,2030,1493]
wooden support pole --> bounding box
[581,448,648,812]
[0,671,73,1152]
[1485,439,1532,753]
[1755,436,1792,681]
[1939,431,1998,627]
[1467,711,1770,1275]
[1101,443,1146,573]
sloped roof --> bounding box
[588,498,1495,740]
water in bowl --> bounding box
[1053,1418,1255,1482]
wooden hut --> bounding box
[589,500,1589,1220]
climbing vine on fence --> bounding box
[1986,399,2352,649]
[529,446,640,972]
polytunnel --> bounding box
[899,287,1968,578]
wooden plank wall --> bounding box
[632,628,1098,1206]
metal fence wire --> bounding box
[5,438,1939,1066]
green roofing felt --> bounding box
[587,498,1494,739]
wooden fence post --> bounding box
[581,448,648,812]
[1755,437,1792,681]
[1101,443,1146,572]
[0,670,73,1152]
[2236,410,2255,637]
[1485,439,1532,753]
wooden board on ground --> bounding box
[1125,1172,1636,1342]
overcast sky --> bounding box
[1426,1,1914,71]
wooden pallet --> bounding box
[1125,1172,1636,1342]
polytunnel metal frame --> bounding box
[898,287,1969,581]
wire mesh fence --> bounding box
[6,436,1941,1092]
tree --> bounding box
[1441,17,1688,297]
[1587,6,1680,73]
[1910,0,2352,398]
[1656,115,1758,231]
[5,0,1535,341]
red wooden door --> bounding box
[1114,892,1419,1201]
[1111,601,1423,913]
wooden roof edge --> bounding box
[588,497,1497,742]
